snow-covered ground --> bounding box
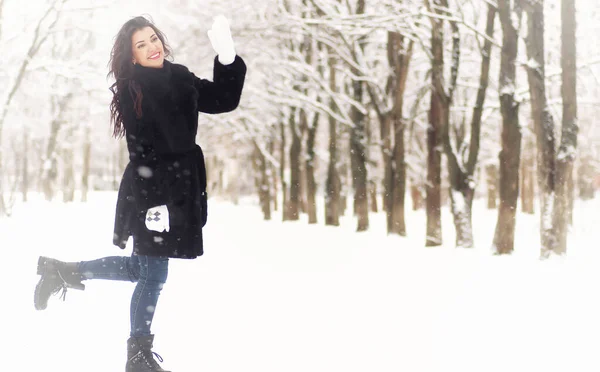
[2,192,599,372]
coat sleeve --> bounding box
[120,90,168,212]
[192,55,247,114]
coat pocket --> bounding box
[166,201,186,227]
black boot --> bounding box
[126,335,170,372]
[34,256,85,310]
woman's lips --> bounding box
[149,52,161,60]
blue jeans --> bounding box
[78,254,169,337]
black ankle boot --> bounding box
[126,335,170,372]
[34,256,85,310]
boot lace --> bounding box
[52,271,69,301]
[131,349,165,370]
[57,285,68,301]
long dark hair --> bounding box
[108,16,172,138]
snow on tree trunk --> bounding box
[450,189,474,248]
[443,3,495,249]
[524,0,558,258]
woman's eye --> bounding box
[137,44,145,49]
[151,37,158,42]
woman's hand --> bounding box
[207,15,236,65]
[145,205,170,233]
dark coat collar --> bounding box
[133,60,173,97]
[132,60,195,98]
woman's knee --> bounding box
[138,255,169,284]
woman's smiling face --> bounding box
[131,26,165,68]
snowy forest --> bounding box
[1,0,598,258]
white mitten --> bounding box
[207,15,236,65]
[145,205,170,233]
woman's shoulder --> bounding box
[117,84,134,108]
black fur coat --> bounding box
[113,55,246,259]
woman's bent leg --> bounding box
[130,255,169,337]
[78,255,141,282]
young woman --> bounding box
[34,15,246,372]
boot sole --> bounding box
[34,280,47,310]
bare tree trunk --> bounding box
[218,161,225,195]
[410,184,423,210]
[553,0,578,255]
[369,180,378,213]
[280,113,289,221]
[425,0,446,247]
[524,0,557,258]
[340,162,349,217]
[268,138,278,212]
[289,108,301,220]
[253,142,271,220]
[426,105,443,246]
[567,168,574,225]
[62,145,75,202]
[325,49,341,226]
[61,123,76,202]
[299,134,307,215]
[442,4,494,248]
[577,156,595,199]
[81,126,91,202]
[386,31,413,236]
[380,116,394,217]
[42,98,64,200]
[306,111,318,224]
[365,111,377,215]
[391,121,407,232]
[348,0,369,232]
[485,164,498,209]
[350,91,369,231]
[493,0,523,255]
[520,141,535,214]
[381,113,393,221]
